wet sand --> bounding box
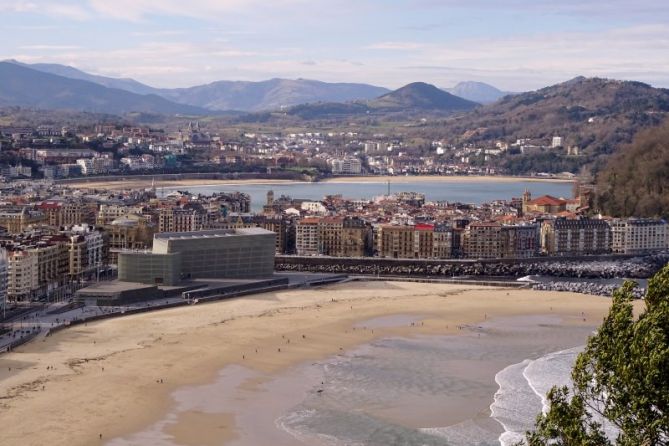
[0,282,634,446]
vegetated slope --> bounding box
[441,77,669,155]
[370,82,479,111]
[595,119,669,218]
[276,81,479,121]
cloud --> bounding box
[365,42,425,51]
[86,0,306,21]
[20,44,82,50]
[0,0,90,19]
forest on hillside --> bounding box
[595,119,669,218]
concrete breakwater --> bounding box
[275,253,669,280]
[532,281,646,298]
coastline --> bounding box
[0,282,630,446]
[62,175,572,190]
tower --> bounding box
[522,189,532,214]
[266,190,274,206]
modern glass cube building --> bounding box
[118,228,276,285]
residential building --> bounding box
[296,217,320,256]
[158,205,208,233]
[610,218,668,254]
[541,217,611,256]
[0,208,46,234]
[464,222,503,259]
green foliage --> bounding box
[501,152,584,174]
[596,120,669,218]
[525,265,669,445]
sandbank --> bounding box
[0,281,632,445]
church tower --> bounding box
[522,189,532,215]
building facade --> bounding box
[541,217,611,256]
[610,218,668,254]
[118,228,275,285]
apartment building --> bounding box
[0,208,46,234]
[501,224,540,259]
[38,201,95,228]
[158,205,208,233]
[67,225,105,280]
[541,217,611,256]
[7,249,38,301]
[464,222,503,259]
[432,223,454,259]
[296,218,321,256]
[610,218,668,254]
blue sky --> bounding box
[1,0,668,90]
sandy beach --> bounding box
[63,175,571,191]
[0,282,631,446]
[321,175,573,184]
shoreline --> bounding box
[0,282,633,446]
[61,174,573,190]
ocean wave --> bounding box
[490,347,583,446]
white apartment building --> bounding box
[68,225,105,279]
[7,250,38,302]
[295,218,320,256]
[610,218,668,254]
[331,157,362,175]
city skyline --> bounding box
[1,0,668,90]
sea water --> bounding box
[275,316,595,446]
[108,315,596,446]
[490,347,582,446]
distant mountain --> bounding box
[276,82,478,120]
[0,62,209,115]
[370,82,479,111]
[445,81,512,104]
[6,61,390,112]
[7,60,157,96]
[157,78,390,112]
[440,76,669,155]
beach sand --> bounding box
[0,282,633,446]
[64,175,570,191]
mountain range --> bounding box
[3,60,391,113]
[2,60,512,115]
[0,62,209,116]
[283,82,479,119]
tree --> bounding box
[525,265,669,445]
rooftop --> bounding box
[154,227,273,241]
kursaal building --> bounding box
[118,228,276,286]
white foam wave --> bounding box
[490,347,584,446]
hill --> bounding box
[444,81,512,104]
[159,78,390,112]
[6,61,390,112]
[275,82,478,121]
[7,60,156,96]
[595,119,669,218]
[0,62,210,116]
[370,82,479,111]
[439,77,669,155]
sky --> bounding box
[1,0,668,91]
